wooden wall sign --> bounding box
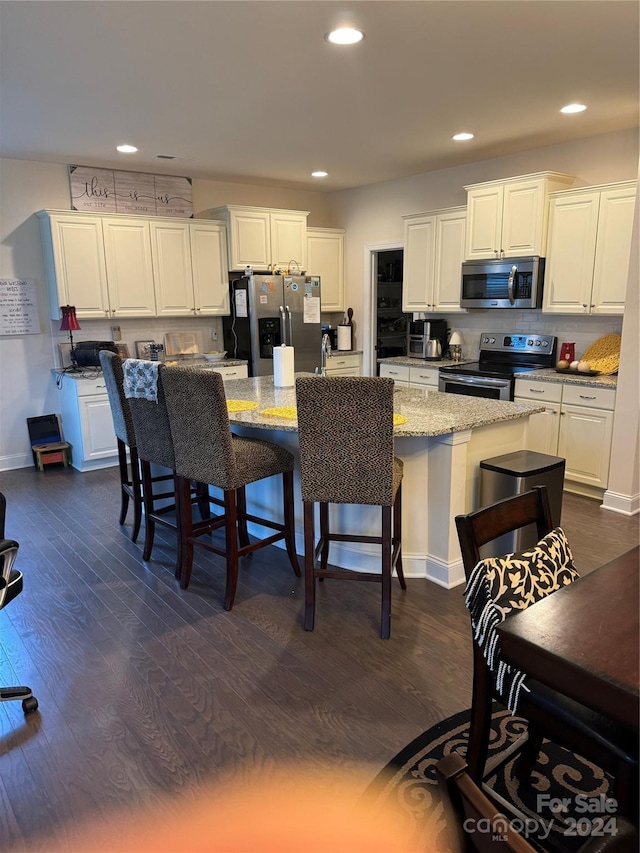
[69,165,193,218]
[0,279,40,335]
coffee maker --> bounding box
[407,319,449,360]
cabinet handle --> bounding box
[196,308,201,313]
[590,304,595,309]
[579,394,597,400]
[583,304,588,308]
[528,388,545,394]
[388,371,398,375]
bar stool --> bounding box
[123,360,211,574]
[295,376,405,639]
[99,351,143,541]
[161,366,300,610]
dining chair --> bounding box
[0,492,38,715]
[455,486,638,816]
[123,360,211,575]
[295,375,405,639]
[436,752,639,853]
[161,365,300,609]
[99,351,143,541]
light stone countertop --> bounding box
[376,356,472,369]
[221,374,544,437]
[518,368,618,389]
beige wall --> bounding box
[192,179,333,226]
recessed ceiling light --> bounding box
[311,171,328,178]
[325,28,364,45]
[560,103,587,114]
[116,144,138,153]
[452,132,474,141]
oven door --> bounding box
[438,373,512,400]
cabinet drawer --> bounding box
[514,378,563,403]
[325,367,360,377]
[409,366,439,387]
[379,363,410,382]
[73,378,109,397]
[562,383,616,411]
[329,354,360,371]
[209,365,248,380]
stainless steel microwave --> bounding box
[460,256,545,309]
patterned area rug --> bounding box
[366,706,615,853]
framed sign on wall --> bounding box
[69,165,193,218]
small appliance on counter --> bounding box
[407,319,449,360]
[72,341,118,368]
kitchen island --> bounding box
[220,375,544,588]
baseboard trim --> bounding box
[601,490,640,516]
[426,554,466,589]
[0,453,33,472]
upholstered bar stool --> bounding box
[99,351,143,541]
[295,376,405,639]
[123,360,210,574]
[162,366,300,610]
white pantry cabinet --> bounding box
[402,207,467,313]
[464,172,574,260]
[150,220,229,316]
[542,181,636,315]
[515,378,616,495]
[205,205,309,272]
[307,227,346,312]
[57,374,118,472]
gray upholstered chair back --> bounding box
[127,364,175,469]
[99,350,136,446]
[295,376,397,506]
[162,367,237,489]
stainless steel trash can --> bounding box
[479,450,565,557]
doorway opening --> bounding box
[374,249,410,374]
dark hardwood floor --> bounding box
[0,465,638,849]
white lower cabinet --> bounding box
[206,364,249,380]
[57,376,117,471]
[379,362,439,389]
[379,362,410,387]
[325,353,362,376]
[515,378,616,495]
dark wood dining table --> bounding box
[497,545,639,729]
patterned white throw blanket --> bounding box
[122,359,159,403]
[464,527,579,714]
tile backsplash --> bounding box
[439,310,622,361]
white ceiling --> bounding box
[1,1,638,192]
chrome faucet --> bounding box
[318,333,332,376]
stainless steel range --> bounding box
[438,332,557,400]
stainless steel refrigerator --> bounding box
[222,274,322,376]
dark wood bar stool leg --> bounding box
[223,489,240,611]
[117,439,130,527]
[319,502,330,574]
[393,484,405,589]
[283,472,301,577]
[236,486,250,549]
[304,501,316,631]
[177,476,196,590]
[381,505,392,639]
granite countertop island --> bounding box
[222,375,544,436]
[222,374,543,588]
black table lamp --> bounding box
[59,305,81,369]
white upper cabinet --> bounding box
[151,220,229,316]
[39,210,229,319]
[464,172,575,260]
[38,212,110,319]
[402,206,466,312]
[307,227,345,312]
[205,205,309,271]
[102,217,157,317]
[543,181,636,315]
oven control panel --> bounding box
[480,333,556,354]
